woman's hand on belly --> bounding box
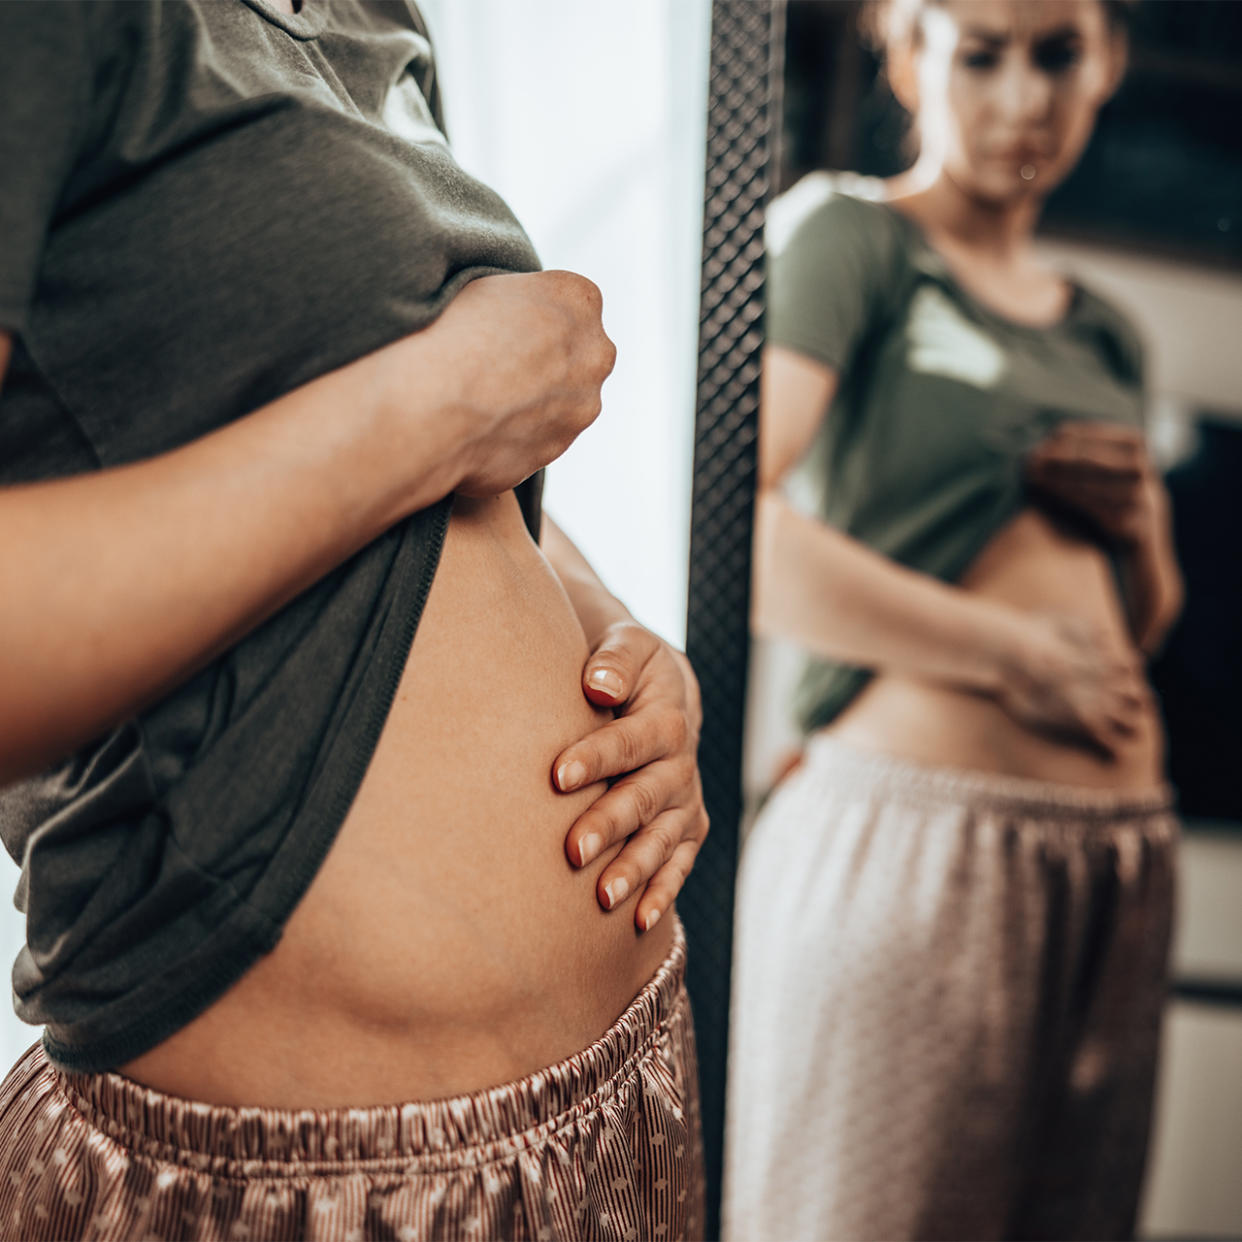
[831,506,1165,787]
[989,606,1153,758]
[551,621,708,933]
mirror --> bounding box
[730,1,1242,1238]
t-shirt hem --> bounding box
[240,495,454,952]
[40,903,278,1073]
[766,329,848,374]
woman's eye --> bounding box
[962,50,999,71]
[1034,42,1082,73]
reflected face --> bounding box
[912,0,1123,204]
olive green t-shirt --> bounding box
[766,175,1146,733]
[0,0,542,1071]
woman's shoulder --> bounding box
[766,171,908,263]
[763,173,915,372]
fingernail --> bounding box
[603,877,630,909]
[643,907,662,932]
[587,668,624,698]
[557,760,588,792]
[578,833,602,867]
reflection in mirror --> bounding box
[727,2,1242,1239]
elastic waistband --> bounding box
[801,734,1176,822]
[56,920,687,1177]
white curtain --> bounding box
[423,0,710,645]
[0,0,711,1071]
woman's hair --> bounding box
[863,0,1137,58]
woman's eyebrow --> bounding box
[961,23,1084,47]
[1032,25,1085,43]
[960,27,1009,47]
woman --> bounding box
[725,1,1181,1239]
[0,1,708,1238]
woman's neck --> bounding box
[884,164,1073,326]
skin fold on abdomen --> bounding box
[119,491,675,1108]
[824,506,1165,789]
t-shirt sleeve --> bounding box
[0,2,92,334]
[400,1,449,139]
[766,192,898,373]
[1097,295,1147,391]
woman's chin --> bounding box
[964,167,1051,207]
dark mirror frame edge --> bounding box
[681,3,783,1237]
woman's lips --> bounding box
[992,145,1050,162]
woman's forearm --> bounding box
[753,490,1019,694]
[1120,493,1184,655]
[0,270,614,785]
[0,346,453,785]
[541,516,633,645]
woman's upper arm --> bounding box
[761,192,895,492]
[758,344,839,491]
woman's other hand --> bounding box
[386,270,617,502]
[1025,422,1166,547]
[552,623,708,932]
[1025,422,1183,652]
[992,608,1152,758]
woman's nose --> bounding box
[995,57,1055,125]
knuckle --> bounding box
[650,816,680,863]
[670,840,700,881]
[643,878,676,912]
[674,753,698,789]
[616,787,644,831]
[616,727,645,773]
[632,778,663,827]
[665,709,690,753]
[552,270,602,315]
[577,273,604,311]
[581,392,604,431]
[657,870,687,904]
[593,798,628,843]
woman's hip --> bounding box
[734,734,1178,985]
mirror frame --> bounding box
[682,3,1242,1235]
[681,3,783,1235]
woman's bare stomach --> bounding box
[824,507,1164,789]
[120,491,674,1107]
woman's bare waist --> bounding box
[118,493,674,1108]
[825,507,1164,788]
